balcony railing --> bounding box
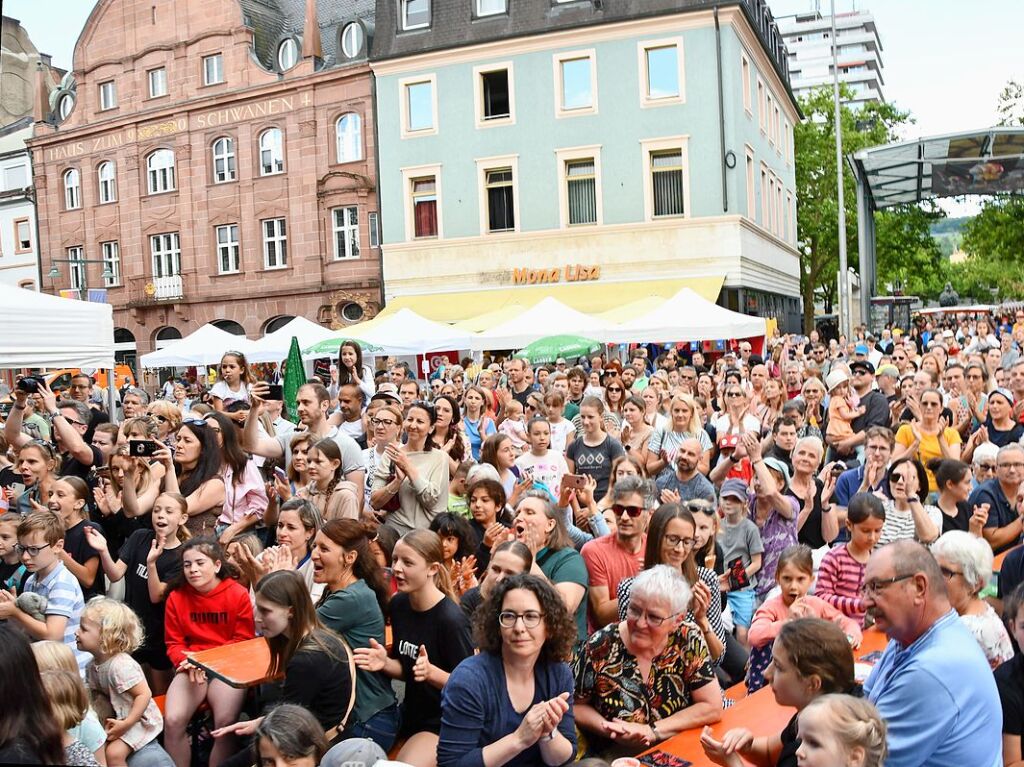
[125,273,187,307]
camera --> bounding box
[16,375,45,394]
[128,439,159,458]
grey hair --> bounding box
[997,443,1024,460]
[629,564,691,616]
[878,540,947,599]
[125,387,151,405]
[611,475,649,504]
[931,530,993,593]
[253,704,328,763]
[57,399,91,425]
[794,435,824,460]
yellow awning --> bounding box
[382,277,725,327]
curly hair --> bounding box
[81,597,145,656]
[473,573,576,664]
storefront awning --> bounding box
[381,276,725,327]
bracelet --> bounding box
[13,403,26,410]
[542,731,556,742]
[49,411,61,419]
[651,723,661,741]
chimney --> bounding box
[302,0,322,60]
[32,61,50,123]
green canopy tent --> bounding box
[515,334,603,365]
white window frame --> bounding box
[101,241,121,287]
[476,0,507,16]
[146,149,176,194]
[335,113,363,163]
[203,53,224,86]
[63,168,81,209]
[400,163,443,242]
[745,145,755,221]
[98,161,117,204]
[4,164,27,190]
[473,62,515,129]
[368,211,380,248]
[400,0,431,31]
[637,38,685,108]
[67,246,85,290]
[555,145,603,228]
[148,67,168,98]
[640,136,690,222]
[150,232,181,278]
[216,224,240,274]
[278,38,298,71]
[212,136,236,183]
[259,128,285,175]
[553,50,597,118]
[772,102,781,149]
[14,218,32,252]
[331,206,361,260]
[741,54,752,116]
[340,22,365,59]
[58,94,74,120]
[756,78,766,134]
[399,75,438,138]
[98,81,117,111]
[760,163,769,228]
[262,218,288,269]
[475,155,520,235]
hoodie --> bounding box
[164,577,255,666]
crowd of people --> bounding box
[2,310,1024,767]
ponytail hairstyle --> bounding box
[58,476,91,514]
[155,492,192,542]
[220,351,254,385]
[168,537,235,592]
[927,458,970,494]
[398,529,457,603]
[847,492,886,525]
[799,694,888,767]
[776,618,855,695]
[317,519,390,616]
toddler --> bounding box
[796,694,888,767]
[826,371,864,456]
[498,400,529,453]
[77,598,163,767]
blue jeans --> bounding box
[345,703,401,753]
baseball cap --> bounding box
[763,457,791,488]
[850,360,875,375]
[854,344,869,355]
[370,390,402,405]
[720,478,749,501]
[320,738,387,767]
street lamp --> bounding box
[47,258,115,296]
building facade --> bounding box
[777,8,885,107]
[28,0,382,363]
[372,0,803,332]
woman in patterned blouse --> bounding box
[573,565,722,756]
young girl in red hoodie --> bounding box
[163,537,254,767]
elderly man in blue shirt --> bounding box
[863,540,1002,767]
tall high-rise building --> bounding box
[777,7,884,106]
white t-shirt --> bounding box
[209,380,250,407]
[548,419,576,454]
[515,449,570,497]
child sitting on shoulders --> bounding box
[497,400,529,454]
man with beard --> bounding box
[656,437,715,504]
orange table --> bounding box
[646,628,889,766]
[188,637,280,689]
[994,545,1019,573]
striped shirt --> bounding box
[815,544,867,622]
[24,561,91,674]
[879,502,943,548]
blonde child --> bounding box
[497,400,529,453]
[544,390,576,454]
[825,371,864,446]
[746,545,862,692]
[77,598,163,767]
[33,641,107,765]
[39,668,106,767]
[796,694,888,767]
[0,511,27,590]
[48,476,104,600]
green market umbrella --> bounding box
[302,337,384,357]
[516,335,603,365]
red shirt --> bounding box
[164,577,255,666]
[581,533,646,623]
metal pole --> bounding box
[831,0,850,338]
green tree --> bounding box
[794,85,929,331]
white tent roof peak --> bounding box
[608,287,766,344]
[139,323,255,368]
[0,285,115,369]
[471,297,614,351]
[325,308,475,355]
[247,316,335,363]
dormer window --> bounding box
[278,38,298,71]
[401,0,430,30]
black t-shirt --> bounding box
[852,390,891,432]
[0,465,21,498]
[940,500,973,534]
[778,712,800,767]
[787,477,829,550]
[278,639,353,730]
[510,385,534,409]
[63,519,103,601]
[459,586,484,622]
[60,445,103,479]
[388,592,474,736]
[469,517,511,577]
[995,652,1024,736]
[998,545,1024,599]
[985,418,1024,448]
[566,434,626,499]
[118,529,182,651]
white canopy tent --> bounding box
[139,323,255,368]
[247,317,337,363]
[327,308,476,355]
[470,297,616,351]
[606,287,767,344]
[0,284,115,369]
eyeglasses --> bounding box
[223,350,246,359]
[498,610,544,628]
[15,542,51,557]
[664,534,695,549]
[153,415,168,423]
[611,503,645,518]
[976,463,997,471]
[859,573,914,597]
[726,391,743,398]
[939,566,962,580]
[625,603,676,627]
[606,387,623,393]
[998,462,1024,470]
[371,418,400,428]
[24,439,57,457]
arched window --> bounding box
[212,136,236,183]
[97,161,116,203]
[278,38,298,71]
[58,93,75,120]
[259,128,284,175]
[146,149,176,194]
[63,168,81,209]
[341,22,365,59]
[335,113,362,163]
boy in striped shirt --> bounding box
[0,511,90,674]
[815,493,885,624]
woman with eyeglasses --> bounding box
[879,457,941,547]
[432,395,467,477]
[893,388,962,494]
[438,574,578,767]
[710,387,761,479]
[157,420,226,538]
[370,401,450,536]
[147,401,182,448]
[798,379,826,431]
[573,565,723,756]
[646,394,713,484]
